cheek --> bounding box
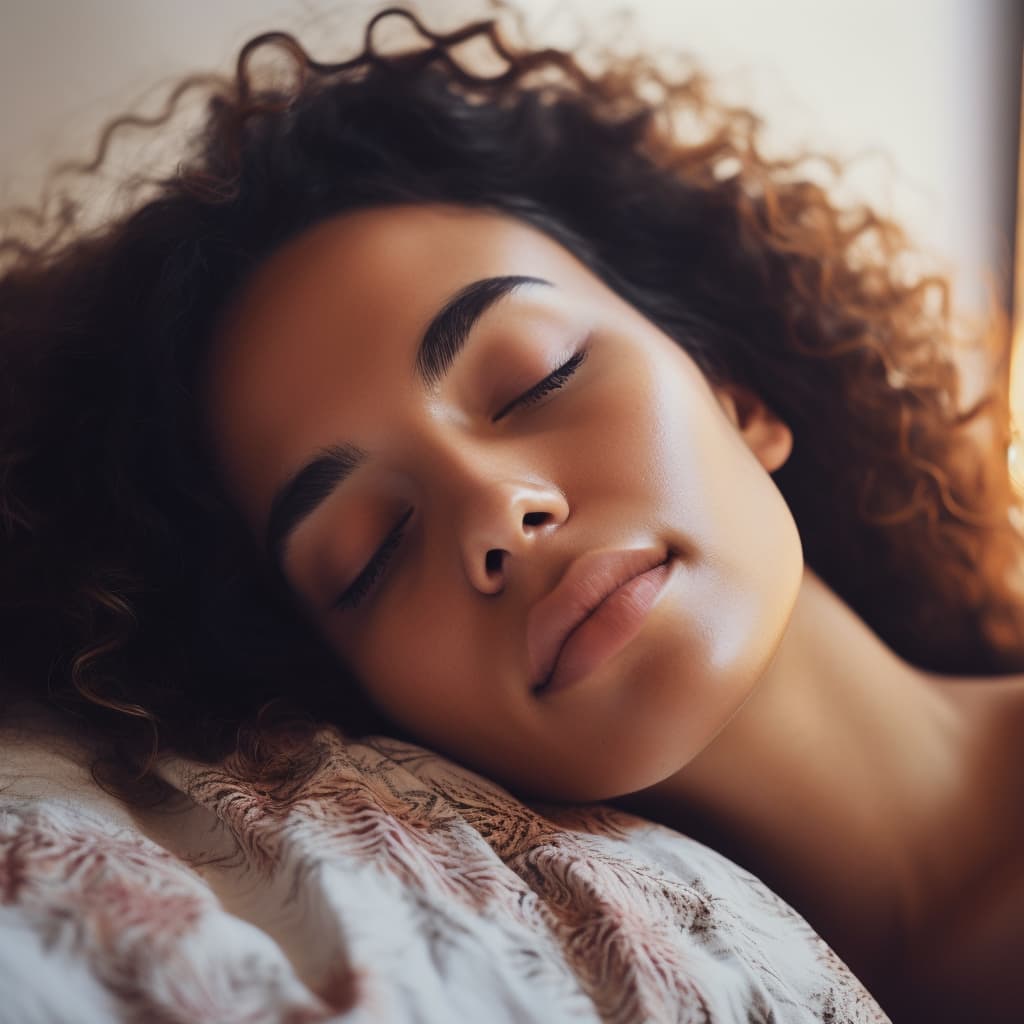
[556,351,684,514]
[340,588,506,750]
[575,348,713,532]
[587,340,803,754]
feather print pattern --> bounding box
[0,726,892,1023]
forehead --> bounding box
[202,203,596,535]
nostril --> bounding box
[523,511,548,528]
[485,549,504,575]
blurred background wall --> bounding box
[1,0,1021,320]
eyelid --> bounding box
[327,340,589,611]
[491,345,589,423]
[332,506,413,612]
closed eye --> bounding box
[330,346,587,611]
[491,347,589,423]
[332,507,414,612]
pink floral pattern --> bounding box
[0,727,891,1022]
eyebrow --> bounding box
[265,273,553,565]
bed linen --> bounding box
[0,715,891,1023]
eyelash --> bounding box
[333,507,414,611]
[333,348,588,611]
[492,348,588,423]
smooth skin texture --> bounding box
[204,204,1024,1021]
[205,203,802,803]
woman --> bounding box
[2,6,1022,1020]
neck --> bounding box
[615,568,1022,1003]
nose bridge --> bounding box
[428,430,546,527]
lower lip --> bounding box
[536,559,673,698]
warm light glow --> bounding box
[1010,56,1024,492]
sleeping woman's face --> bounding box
[203,203,803,801]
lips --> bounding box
[526,547,669,692]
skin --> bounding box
[204,203,801,803]
[204,202,1024,1021]
[205,203,798,802]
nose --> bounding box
[459,476,570,595]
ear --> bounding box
[714,384,793,472]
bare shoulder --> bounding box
[894,863,1024,1024]
[894,672,1024,1023]
[897,671,1024,1024]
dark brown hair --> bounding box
[3,4,1022,794]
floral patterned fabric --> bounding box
[0,719,891,1023]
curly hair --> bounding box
[2,4,1023,795]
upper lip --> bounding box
[526,547,667,690]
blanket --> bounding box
[0,715,890,1023]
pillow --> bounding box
[0,720,891,1022]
